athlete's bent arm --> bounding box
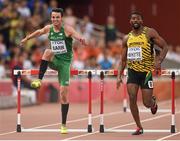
[117,35,128,89]
[148,28,168,69]
[20,25,51,45]
[65,25,88,46]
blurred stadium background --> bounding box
[0,0,180,109]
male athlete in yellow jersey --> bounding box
[117,11,168,135]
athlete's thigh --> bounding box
[140,71,153,89]
[127,69,140,100]
[58,61,71,86]
[140,71,154,103]
[48,56,59,70]
[127,68,140,85]
[49,57,63,85]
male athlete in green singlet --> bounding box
[20,8,87,134]
[116,11,168,135]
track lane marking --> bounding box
[157,131,180,140]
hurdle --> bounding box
[96,70,118,133]
[98,69,179,133]
[13,69,96,133]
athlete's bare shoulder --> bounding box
[44,24,51,28]
[64,24,74,31]
[64,24,75,36]
[43,24,51,33]
[146,27,159,38]
[146,26,167,49]
[123,34,129,41]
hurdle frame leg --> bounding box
[16,71,22,132]
[87,71,93,133]
[171,71,176,133]
[99,71,105,133]
[87,114,92,132]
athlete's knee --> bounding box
[60,86,68,103]
[128,92,137,100]
[42,49,53,60]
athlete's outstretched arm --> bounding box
[148,28,168,69]
[117,35,128,89]
[65,25,88,46]
[20,25,51,46]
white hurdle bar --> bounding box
[14,69,96,133]
[97,69,179,133]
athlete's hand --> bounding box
[20,37,28,47]
[116,76,123,90]
[154,59,161,74]
[80,38,88,46]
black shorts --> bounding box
[127,68,153,89]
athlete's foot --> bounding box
[151,96,158,115]
[31,79,41,88]
[132,127,143,135]
[60,125,68,134]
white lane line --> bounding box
[0,131,16,136]
[62,111,180,140]
[157,131,180,140]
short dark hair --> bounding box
[130,11,143,19]
[51,8,64,17]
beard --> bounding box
[132,23,141,30]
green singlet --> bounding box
[48,25,73,86]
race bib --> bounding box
[127,47,142,61]
[50,40,67,54]
[148,81,153,88]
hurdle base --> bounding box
[99,125,104,133]
[21,128,88,132]
[104,129,170,133]
[126,108,171,113]
[16,124,21,132]
[123,107,127,112]
[87,125,92,133]
[171,125,176,133]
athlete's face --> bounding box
[130,14,143,30]
[51,12,62,26]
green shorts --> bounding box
[49,56,71,86]
[127,68,153,89]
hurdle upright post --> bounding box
[16,71,21,132]
[99,71,105,133]
[171,71,176,133]
[87,71,93,133]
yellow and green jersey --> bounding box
[127,27,154,72]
